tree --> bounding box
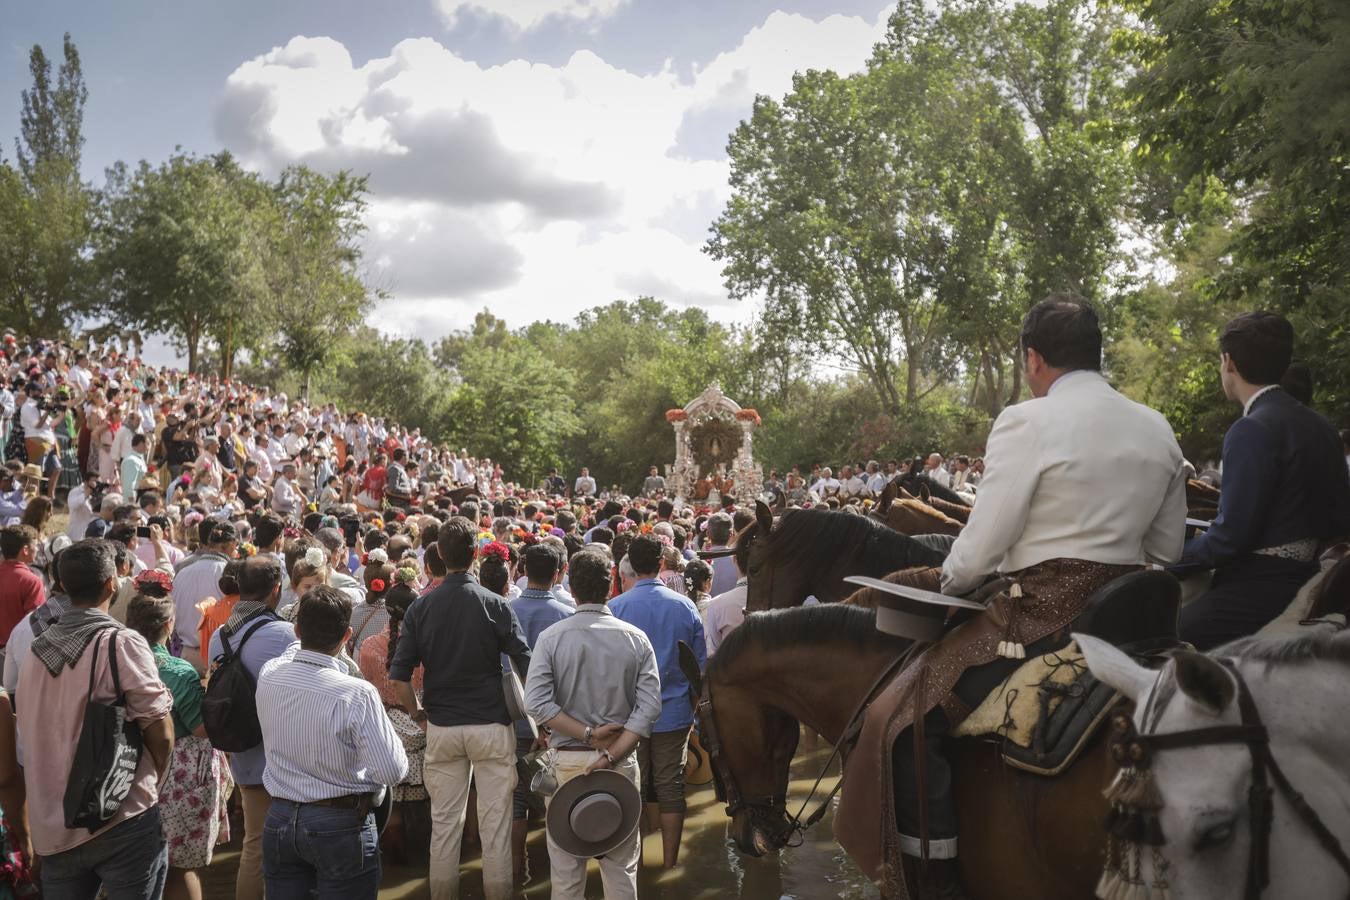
[1126,0,1350,418]
[4,33,92,335]
[270,166,376,396]
[316,328,455,437]
[95,152,273,373]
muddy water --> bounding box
[201,734,879,898]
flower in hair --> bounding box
[184,511,204,528]
[284,526,302,539]
[135,569,173,594]
[370,578,387,593]
[239,542,257,558]
[616,520,632,534]
[304,546,327,568]
[639,522,654,535]
[656,533,674,547]
[366,548,389,565]
[481,541,511,563]
[394,566,419,585]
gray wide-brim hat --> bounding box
[546,768,642,859]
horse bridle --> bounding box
[1112,657,1350,899]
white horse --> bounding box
[1079,627,1350,899]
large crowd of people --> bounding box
[0,297,1346,900]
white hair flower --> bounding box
[367,548,389,565]
[304,546,327,568]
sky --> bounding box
[2,0,894,349]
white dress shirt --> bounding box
[66,485,96,541]
[248,445,274,482]
[257,649,408,802]
[704,579,748,657]
[172,552,231,651]
[941,370,1187,595]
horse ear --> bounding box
[755,500,773,533]
[1075,633,1157,703]
[918,482,931,503]
[678,641,702,709]
[1171,650,1236,716]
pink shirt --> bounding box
[17,625,173,855]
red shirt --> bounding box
[0,560,45,646]
[362,465,387,502]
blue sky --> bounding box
[2,0,893,342]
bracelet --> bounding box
[583,725,593,743]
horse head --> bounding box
[882,498,964,537]
[1080,631,1350,900]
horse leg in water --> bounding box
[950,721,1117,900]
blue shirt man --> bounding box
[608,575,705,732]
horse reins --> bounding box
[696,647,911,845]
[1114,658,1350,898]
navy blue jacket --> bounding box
[1179,389,1350,571]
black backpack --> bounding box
[202,612,274,753]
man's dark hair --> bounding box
[626,534,663,576]
[138,490,162,511]
[423,543,447,578]
[1280,360,1313,404]
[1219,311,1293,386]
[459,501,479,523]
[523,543,560,585]
[113,504,139,524]
[555,509,576,533]
[296,585,352,652]
[707,512,733,545]
[657,499,674,520]
[59,539,117,606]
[131,433,147,450]
[106,523,136,547]
[254,514,285,549]
[437,516,477,570]
[601,500,623,520]
[237,554,283,603]
[314,527,345,554]
[1019,292,1102,372]
[590,526,614,547]
[0,524,37,560]
[732,509,754,534]
[392,447,406,462]
[570,549,613,604]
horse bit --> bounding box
[1108,657,1350,899]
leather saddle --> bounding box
[976,570,1182,776]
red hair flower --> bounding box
[481,541,511,563]
[370,578,387,593]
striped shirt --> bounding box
[256,649,408,802]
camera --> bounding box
[36,396,67,415]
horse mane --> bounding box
[765,508,946,571]
[709,604,901,679]
[1220,624,1350,670]
[901,473,969,507]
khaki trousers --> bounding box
[237,784,272,900]
[546,751,641,900]
[424,722,516,900]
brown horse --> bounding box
[876,478,971,527]
[680,604,1118,900]
[879,498,965,537]
[742,502,949,612]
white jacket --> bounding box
[941,370,1186,595]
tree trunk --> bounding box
[1006,349,1023,407]
[905,354,919,408]
[303,369,312,402]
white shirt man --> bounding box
[272,467,301,517]
[249,438,275,483]
[809,467,840,497]
[924,454,952,489]
[68,361,93,394]
[839,466,868,499]
[574,469,597,497]
[66,476,98,541]
[19,394,56,444]
[704,575,748,657]
[941,369,1187,595]
[867,465,890,495]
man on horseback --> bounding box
[1173,312,1350,649]
[885,294,1188,899]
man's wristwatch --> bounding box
[583,725,594,744]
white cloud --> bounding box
[433,0,629,32]
[214,8,891,340]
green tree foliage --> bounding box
[1126,0,1350,418]
[94,152,272,374]
[708,0,1132,417]
[3,33,92,335]
[314,327,455,437]
[270,167,377,397]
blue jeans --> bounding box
[41,806,168,900]
[263,799,380,899]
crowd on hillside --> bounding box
[0,330,806,900]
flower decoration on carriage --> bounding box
[665,409,689,423]
[481,541,511,563]
[734,408,761,426]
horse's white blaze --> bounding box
[1079,631,1350,899]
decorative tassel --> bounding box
[998,583,1026,659]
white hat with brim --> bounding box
[545,768,642,859]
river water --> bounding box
[201,732,879,898]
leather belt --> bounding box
[305,793,376,816]
[1253,539,1318,563]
